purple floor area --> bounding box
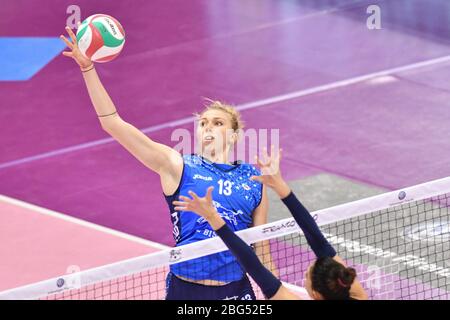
[1,0,450,248]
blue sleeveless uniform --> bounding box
[164,154,263,284]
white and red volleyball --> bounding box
[76,14,125,63]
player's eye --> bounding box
[215,121,223,126]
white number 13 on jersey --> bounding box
[218,179,233,196]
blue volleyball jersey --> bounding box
[164,154,263,282]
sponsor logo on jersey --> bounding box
[193,174,213,181]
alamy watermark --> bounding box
[66,4,81,29]
[367,5,382,30]
[171,124,281,174]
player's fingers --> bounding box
[255,155,265,168]
[60,35,73,49]
[278,148,283,161]
[205,186,214,200]
[188,190,199,200]
[250,175,263,182]
[62,51,74,58]
[65,26,77,44]
[178,195,192,202]
[262,147,269,163]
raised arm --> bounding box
[250,147,335,257]
[60,25,182,193]
[172,187,299,300]
[251,186,279,278]
[251,146,368,300]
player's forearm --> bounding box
[205,209,226,231]
[271,178,291,199]
[281,192,336,258]
[200,203,283,299]
[215,224,282,299]
[82,68,119,128]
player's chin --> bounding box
[200,140,214,149]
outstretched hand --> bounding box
[250,145,283,188]
[60,22,93,69]
[172,186,217,220]
[250,146,291,198]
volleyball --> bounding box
[76,14,125,63]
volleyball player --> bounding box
[60,26,274,300]
[173,147,368,300]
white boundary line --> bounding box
[0,194,169,250]
[1,54,450,171]
[1,176,448,300]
